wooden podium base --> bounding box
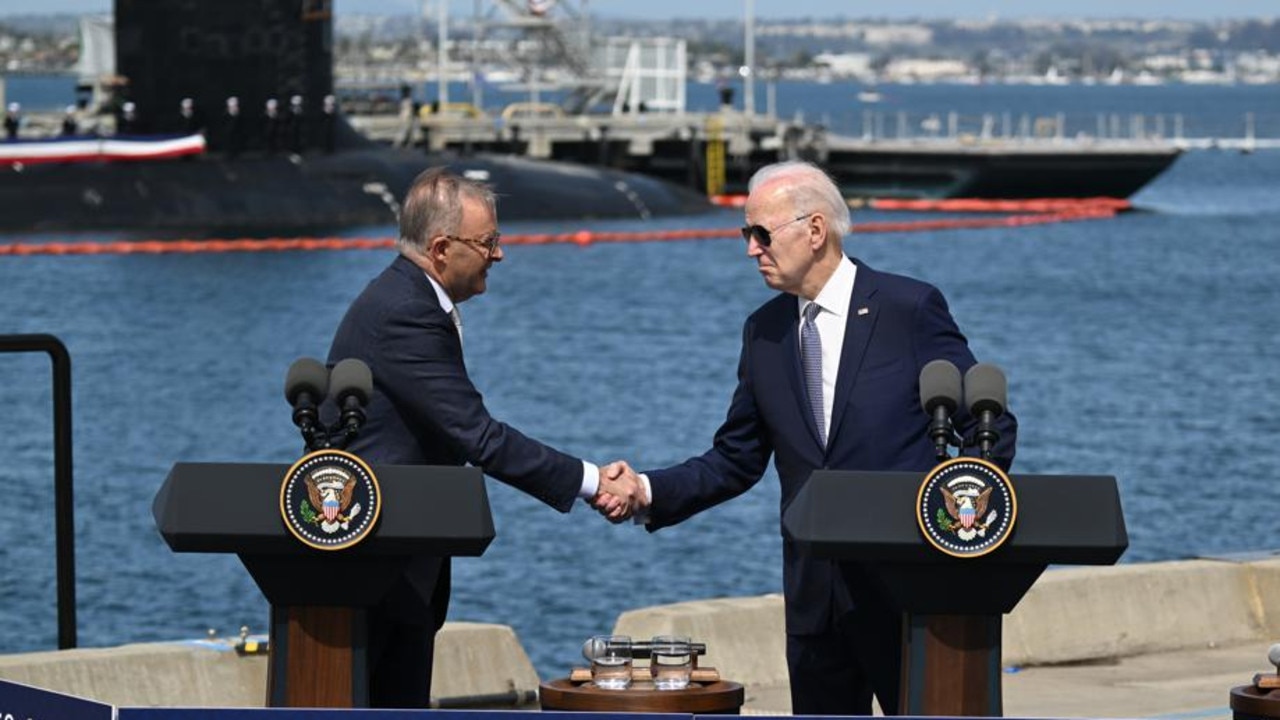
[267,605,368,707]
[900,613,1002,716]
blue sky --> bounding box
[1,0,1277,19]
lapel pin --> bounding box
[857,307,870,316]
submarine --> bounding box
[0,0,709,237]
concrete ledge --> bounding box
[1241,558,1280,639]
[1004,559,1266,665]
[614,594,791,713]
[432,621,540,707]
[6,558,1280,715]
[0,621,538,709]
[612,556,1280,711]
[615,594,787,690]
[0,641,267,707]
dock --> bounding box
[1,555,1277,717]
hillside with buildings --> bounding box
[0,12,1276,85]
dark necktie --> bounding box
[802,301,826,446]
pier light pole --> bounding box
[743,0,755,115]
[437,0,450,106]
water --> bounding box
[2,80,1280,681]
[650,645,693,690]
[590,656,633,690]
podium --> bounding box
[782,470,1126,717]
[152,462,495,708]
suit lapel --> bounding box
[827,260,880,448]
[394,254,462,344]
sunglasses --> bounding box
[442,232,502,255]
[740,214,813,247]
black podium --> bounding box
[152,462,495,708]
[782,470,1126,717]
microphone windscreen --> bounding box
[919,359,961,414]
[964,363,1007,416]
[330,358,373,405]
[284,357,329,405]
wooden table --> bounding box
[539,678,745,714]
[1231,685,1280,719]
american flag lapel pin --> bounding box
[857,307,870,316]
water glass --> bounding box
[649,635,693,690]
[588,634,633,690]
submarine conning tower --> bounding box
[114,0,339,153]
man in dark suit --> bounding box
[328,167,642,708]
[600,161,1017,715]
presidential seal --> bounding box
[280,449,381,551]
[916,457,1016,558]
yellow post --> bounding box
[705,115,725,197]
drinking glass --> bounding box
[649,635,692,690]
[587,634,633,690]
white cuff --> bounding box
[578,461,599,500]
[633,473,652,525]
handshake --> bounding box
[588,460,648,523]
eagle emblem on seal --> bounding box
[941,481,996,540]
[303,466,363,533]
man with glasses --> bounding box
[327,167,644,708]
[598,161,1017,715]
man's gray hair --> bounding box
[747,161,851,238]
[396,167,497,254]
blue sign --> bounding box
[120,707,675,712]
[0,679,112,720]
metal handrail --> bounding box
[0,334,76,649]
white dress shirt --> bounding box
[636,256,859,514]
[423,271,598,500]
[799,255,858,444]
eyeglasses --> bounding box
[442,232,502,256]
[740,214,813,247]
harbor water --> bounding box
[2,80,1280,679]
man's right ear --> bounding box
[425,235,448,260]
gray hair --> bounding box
[747,161,851,239]
[396,167,497,254]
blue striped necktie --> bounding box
[801,301,825,446]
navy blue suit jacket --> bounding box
[645,258,1017,635]
[328,254,583,625]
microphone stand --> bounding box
[292,400,329,452]
[928,405,958,461]
[329,398,366,450]
[973,410,1001,461]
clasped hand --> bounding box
[588,460,647,523]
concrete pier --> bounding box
[0,621,540,710]
[2,556,1278,716]
[616,555,1280,717]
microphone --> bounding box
[328,358,372,449]
[964,363,1007,461]
[920,359,962,461]
[284,357,330,452]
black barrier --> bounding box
[0,334,76,649]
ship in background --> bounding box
[346,0,1181,201]
[0,0,709,236]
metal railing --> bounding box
[0,334,76,649]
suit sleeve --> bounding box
[912,286,1018,471]
[375,302,583,512]
[644,319,773,530]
